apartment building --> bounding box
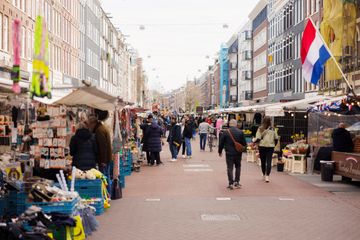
[213,60,220,107]
[250,0,268,103]
[0,0,36,91]
[227,35,238,107]
[237,20,253,105]
[219,44,229,108]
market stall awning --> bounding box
[53,86,117,111]
[265,95,334,117]
[223,103,276,113]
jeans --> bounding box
[259,147,274,176]
[226,155,241,185]
[150,152,161,165]
[182,139,186,155]
[185,137,192,156]
[200,133,207,150]
[169,144,179,159]
[192,129,196,139]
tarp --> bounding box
[34,86,117,111]
[55,86,116,111]
[265,96,334,117]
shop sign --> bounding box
[332,151,360,180]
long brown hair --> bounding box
[259,116,271,132]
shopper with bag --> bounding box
[167,117,182,162]
[218,119,247,190]
[254,116,279,183]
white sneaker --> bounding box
[182,155,186,159]
[265,176,269,183]
[170,158,177,162]
[187,156,192,159]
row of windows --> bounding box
[87,48,100,71]
[253,74,267,92]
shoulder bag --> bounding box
[227,129,245,152]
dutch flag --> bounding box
[301,19,331,85]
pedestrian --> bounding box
[167,117,182,162]
[190,116,197,140]
[70,122,98,171]
[254,116,279,183]
[140,116,152,165]
[198,118,210,151]
[216,116,223,139]
[332,123,354,152]
[87,116,112,177]
[183,117,193,158]
[218,119,247,190]
[146,115,163,166]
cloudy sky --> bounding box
[102,0,258,92]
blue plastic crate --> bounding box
[69,179,103,199]
[26,197,79,215]
[88,199,104,216]
[7,191,28,216]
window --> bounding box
[254,74,267,92]
[254,28,266,51]
[4,16,9,52]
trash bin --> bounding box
[320,160,335,182]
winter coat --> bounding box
[140,123,151,151]
[146,123,163,152]
[93,122,112,165]
[218,127,247,156]
[183,123,193,139]
[332,128,354,152]
[70,128,98,171]
[167,123,182,146]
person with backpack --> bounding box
[254,116,279,183]
[218,119,247,190]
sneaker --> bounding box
[234,182,242,189]
[182,155,186,159]
[227,184,234,190]
[170,158,177,162]
[187,156,192,159]
[265,176,269,183]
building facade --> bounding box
[219,45,229,108]
[238,21,253,105]
[227,36,238,107]
[250,0,268,102]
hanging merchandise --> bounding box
[112,109,122,153]
[30,15,51,99]
[11,19,21,94]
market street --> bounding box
[89,140,360,240]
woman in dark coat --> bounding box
[146,115,163,166]
[140,117,152,165]
[70,123,98,171]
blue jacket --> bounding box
[70,128,98,171]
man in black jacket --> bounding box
[332,123,354,152]
[167,117,182,162]
[218,119,247,190]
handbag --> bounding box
[227,129,245,153]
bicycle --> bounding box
[208,127,216,152]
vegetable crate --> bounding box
[88,198,104,216]
[26,197,79,215]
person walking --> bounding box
[88,116,112,177]
[216,116,223,139]
[167,117,182,162]
[146,115,163,166]
[218,119,247,190]
[183,117,193,158]
[199,118,210,151]
[70,122,98,171]
[254,116,279,183]
[140,116,152,165]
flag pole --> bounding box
[307,17,357,97]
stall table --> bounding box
[331,151,360,181]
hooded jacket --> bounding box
[70,128,98,171]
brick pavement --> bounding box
[88,139,360,240]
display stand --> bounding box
[291,154,306,174]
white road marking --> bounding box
[145,198,161,202]
[183,164,210,168]
[216,197,231,201]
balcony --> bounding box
[230,78,237,86]
[242,51,252,60]
[245,91,253,100]
[242,71,252,80]
[230,95,238,102]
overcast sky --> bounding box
[102,0,258,92]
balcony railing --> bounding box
[244,30,252,40]
[230,79,237,86]
[245,91,253,100]
[230,95,238,102]
[242,51,252,60]
[230,62,237,70]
